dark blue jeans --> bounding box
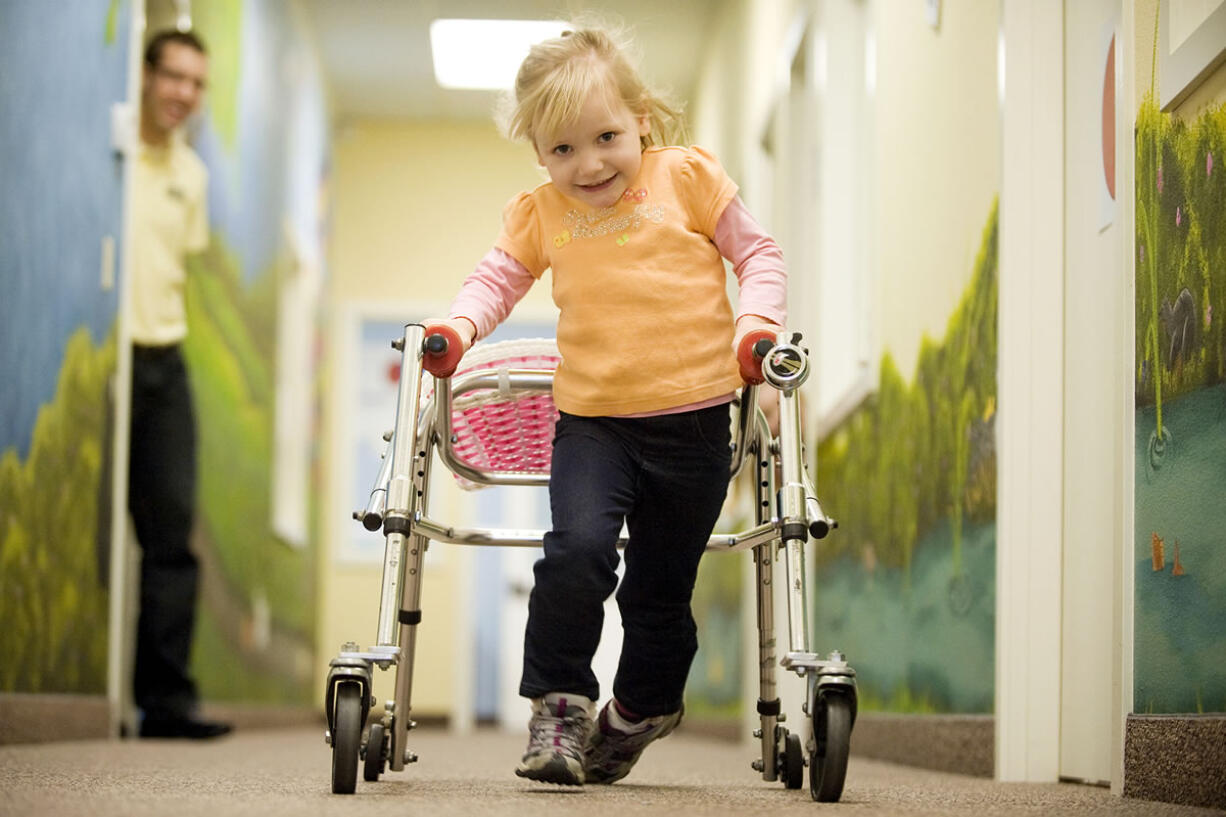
[519,404,732,717]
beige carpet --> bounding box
[1,726,1220,817]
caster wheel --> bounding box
[331,682,363,794]
[364,722,387,782]
[780,730,804,789]
[809,693,851,802]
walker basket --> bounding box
[427,338,560,489]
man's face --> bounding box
[142,42,208,138]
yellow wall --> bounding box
[871,0,1001,379]
[327,120,558,303]
[317,119,557,718]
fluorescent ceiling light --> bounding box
[430,18,569,90]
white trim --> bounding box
[107,0,146,740]
[996,0,1065,783]
[1114,0,1138,795]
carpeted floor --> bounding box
[0,726,1221,816]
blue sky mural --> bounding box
[0,2,129,456]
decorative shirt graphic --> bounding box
[553,189,665,248]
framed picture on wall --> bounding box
[1159,0,1226,111]
[333,301,451,565]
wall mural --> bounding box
[179,0,329,705]
[812,202,999,714]
[687,544,744,725]
[1134,88,1226,714]
[0,3,130,694]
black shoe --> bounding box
[140,714,233,739]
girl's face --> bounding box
[534,89,651,209]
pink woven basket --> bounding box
[425,339,560,490]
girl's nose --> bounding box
[579,151,603,175]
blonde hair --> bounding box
[503,24,687,149]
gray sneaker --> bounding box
[583,700,683,784]
[515,693,594,786]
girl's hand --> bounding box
[733,315,780,385]
[421,318,476,377]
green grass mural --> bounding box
[687,549,744,724]
[0,241,320,705]
[0,330,114,693]
[1135,95,1226,459]
[1134,86,1226,714]
[182,239,317,705]
[811,200,998,714]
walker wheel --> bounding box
[780,730,804,789]
[809,693,851,802]
[331,682,363,794]
[363,722,387,782]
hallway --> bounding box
[1,726,1219,817]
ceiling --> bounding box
[297,0,724,123]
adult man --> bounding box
[128,29,229,739]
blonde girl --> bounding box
[428,23,786,787]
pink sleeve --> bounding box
[447,247,536,340]
[713,197,788,326]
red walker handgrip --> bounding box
[421,323,464,378]
[737,329,776,385]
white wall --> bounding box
[871,0,1002,381]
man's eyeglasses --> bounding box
[153,66,206,93]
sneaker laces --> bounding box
[526,695,593,762]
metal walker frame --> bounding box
[325,323,857,801]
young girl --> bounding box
[428,24,786,786]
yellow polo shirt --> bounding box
[128,135,208,346]
[496,146,743,416]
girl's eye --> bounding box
[598,131,616,143]
[553,144,571,156]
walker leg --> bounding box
[750,440,782,782]
[388,532,427,771]
[388,432,434,772]
[752,541,781,782]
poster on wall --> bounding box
[1099,20,1117,231]
[343,314,426,565]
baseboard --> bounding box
[1124,714,1226,809]
[0,693,325,744]
[850,712,995,777]
[198,701,324,732]
[0,693,110,744]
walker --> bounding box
[324,323,857,801]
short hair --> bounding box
[144,29,207,69]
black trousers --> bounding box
[128,344,199,718]
[519,405,732,717]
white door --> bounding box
[1060,0,1124,786]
